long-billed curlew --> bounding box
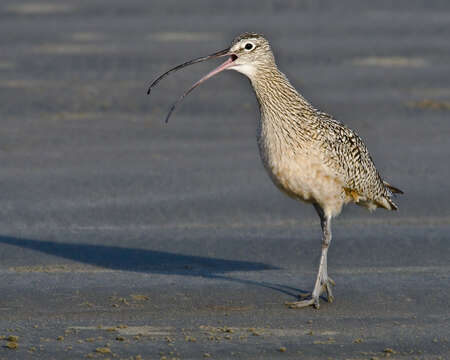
[147,33,403,309]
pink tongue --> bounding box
[164,56,236,123]
[189,57,235,89]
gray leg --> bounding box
[286,204,335,309]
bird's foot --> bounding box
[286,277,335,310]
[285,295,320,309]
[322,276,335,303]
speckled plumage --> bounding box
[227,33,402,308]
[228,33,401,218]
[149,32,403,309]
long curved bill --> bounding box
[147,48,237,123]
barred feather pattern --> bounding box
[248,65,398,214]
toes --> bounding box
[285,298,316,309]
[319,278,335,303]
[313,297,320,309]
[288,276,335,309]
[326,289,335,303]
[325,282,334,302]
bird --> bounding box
[147,32,403,309]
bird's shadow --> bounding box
[0,235,307,298]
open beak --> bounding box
[147,48,238,123]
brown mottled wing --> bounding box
[315,112,394,208]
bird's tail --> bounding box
[383,180,404,195]
[381,180,403,211]
[384,197,399,211]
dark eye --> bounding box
[244,43,253,50]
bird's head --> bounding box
[147,32,274,122]
[227,32,274,77]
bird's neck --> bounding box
[249,66,316,124]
